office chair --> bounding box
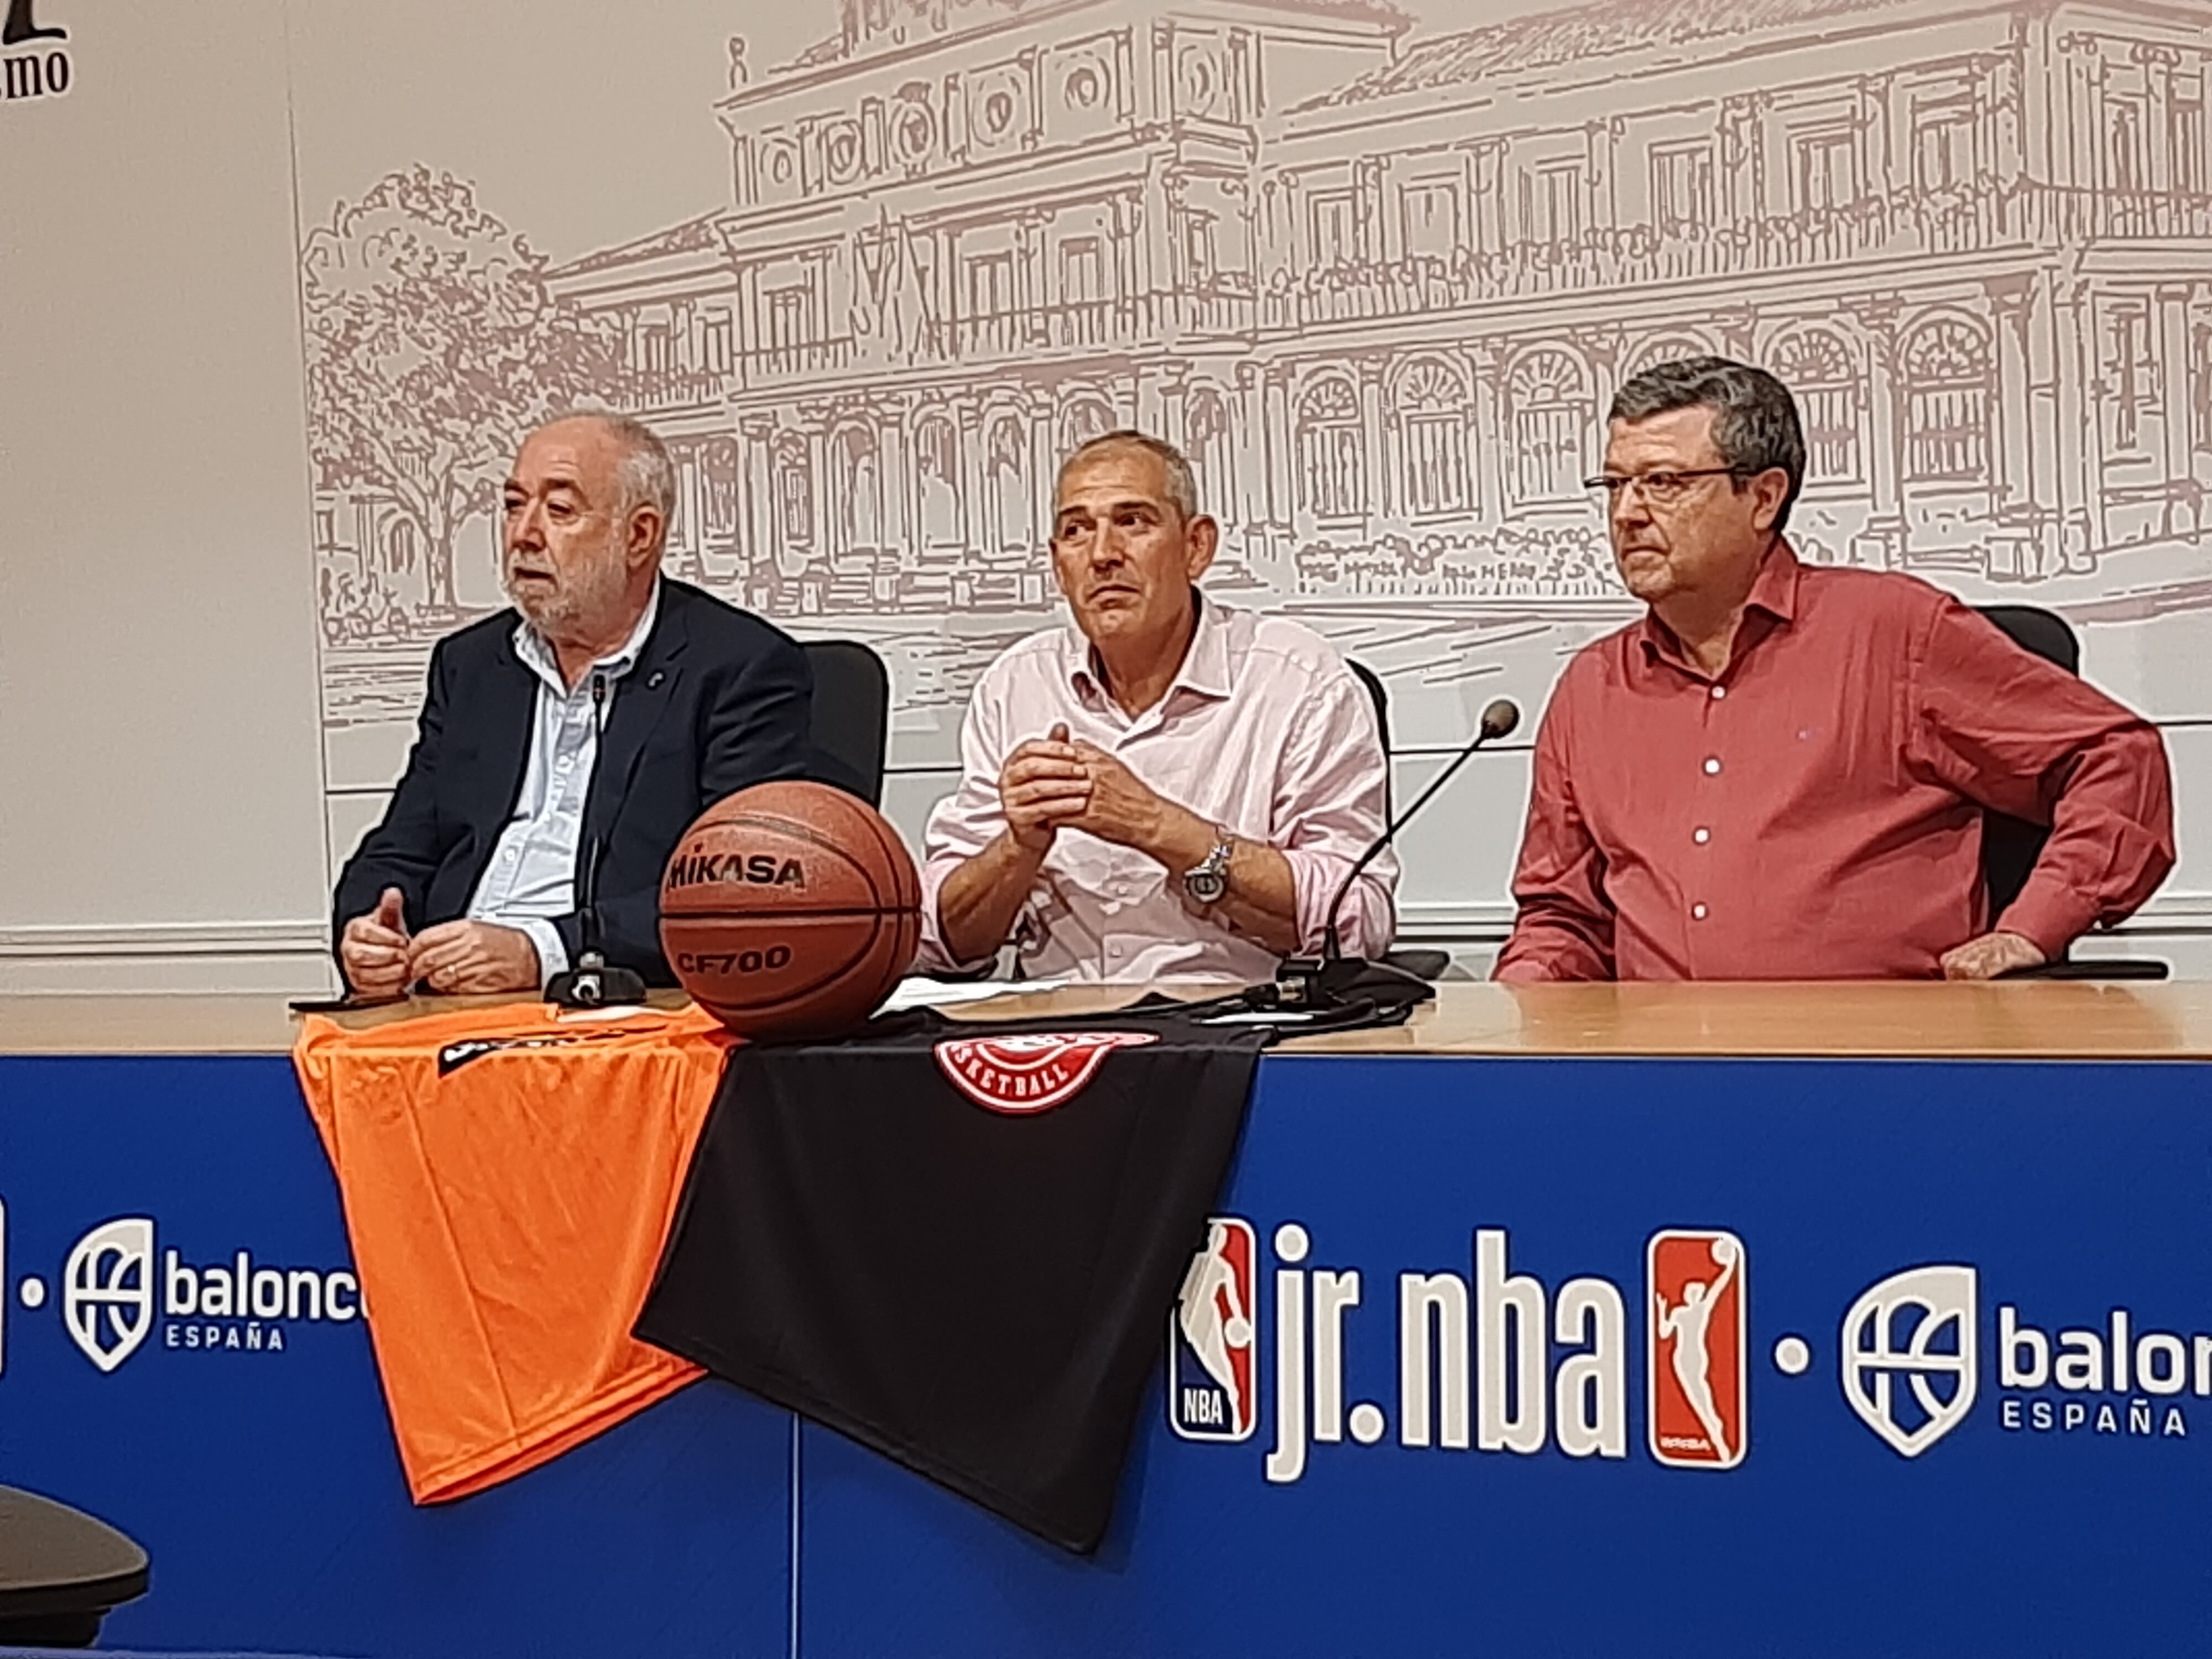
[1974,605,2164,980]
[801,639,890,809]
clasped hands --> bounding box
[338,888,543,997]
[998,722,1188,862]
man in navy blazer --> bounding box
[333,411,812,995]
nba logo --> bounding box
[1647,1229,1747,1469]
[1168,1217,1257,1442]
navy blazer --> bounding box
[332,580,813,987]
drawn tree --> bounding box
[300,166,620,614]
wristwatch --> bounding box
[1183,827,1235,905]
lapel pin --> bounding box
[649,671,665,689]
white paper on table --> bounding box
[879,976,1071,1013]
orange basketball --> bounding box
[660,780,922,1041]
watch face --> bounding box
[1186,867,1228,904]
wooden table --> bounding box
[7,978,2212,1060]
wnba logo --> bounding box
[63,1217,156,1374]
[1647,1229,1747,1469]
[1169,1217,1258,1441]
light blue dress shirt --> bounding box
[466,581,662,985]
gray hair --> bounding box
[1608,357,1807,530]
[548,406,676,540]
[1057,429,1202,521]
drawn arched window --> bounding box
[915,414,962,547]
[832,425,880,552]
[1392,358,1470,517]
[1298,376,1364,520]
[985,413,1031,552]
[1770,328,1863,483]
[702,439,739,540]
[1902,317,1991,484]
[1509,349,1590,502]
[383,517,416,576]
[773,433,813,547]
[1185,385,1232,513]
[1060,395,1117,453]
[2193,320,2212,458]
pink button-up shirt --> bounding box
[919,597,1397,982]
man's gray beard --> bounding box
[505,546,630,643]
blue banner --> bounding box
[3,1050,2208,1656]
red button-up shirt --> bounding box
[1494,544,2174,981]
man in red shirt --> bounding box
[1495,357,2173,982]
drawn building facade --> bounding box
[539,0,2212,617]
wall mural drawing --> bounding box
[301,0,2212,928]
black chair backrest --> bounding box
[1978,604,2079,675]
[802,639,889,808]
[1347,658,1391,810]
[1974,605,2075,921]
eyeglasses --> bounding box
[1582,468,1744,507]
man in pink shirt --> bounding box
[920,431,1396,983]
[1495,357,2173,983]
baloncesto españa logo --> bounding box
[1167,1221,2203,1477]
[0,1197,359,1376]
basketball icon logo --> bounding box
[64,1217,156,1374]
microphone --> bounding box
[548,672,648,1010]
[1274,696,1521,1012]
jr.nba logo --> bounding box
[1647,1229,1747,1469]
[1169,1217,1257,1441]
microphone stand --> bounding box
[546,837,647,1009]
[1273,699,1520,1013]
[547,672,647,1010]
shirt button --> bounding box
[1710,685,1727,700]
[1693,827,1711,844]
[1703,757,1721,775]
[1692,902,1709,920]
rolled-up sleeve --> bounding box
[916,665,1017,975]
[1277,671,1397,957]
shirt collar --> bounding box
[513,576,662,695]
[1635,540,1800,666]
[1066,587,1230,707]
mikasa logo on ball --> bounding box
[664,853,805,889]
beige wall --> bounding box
[0,0,332,992]
[4,0,2209,991]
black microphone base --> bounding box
[546,953,648,1010]
[1274,954,1436,1013]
